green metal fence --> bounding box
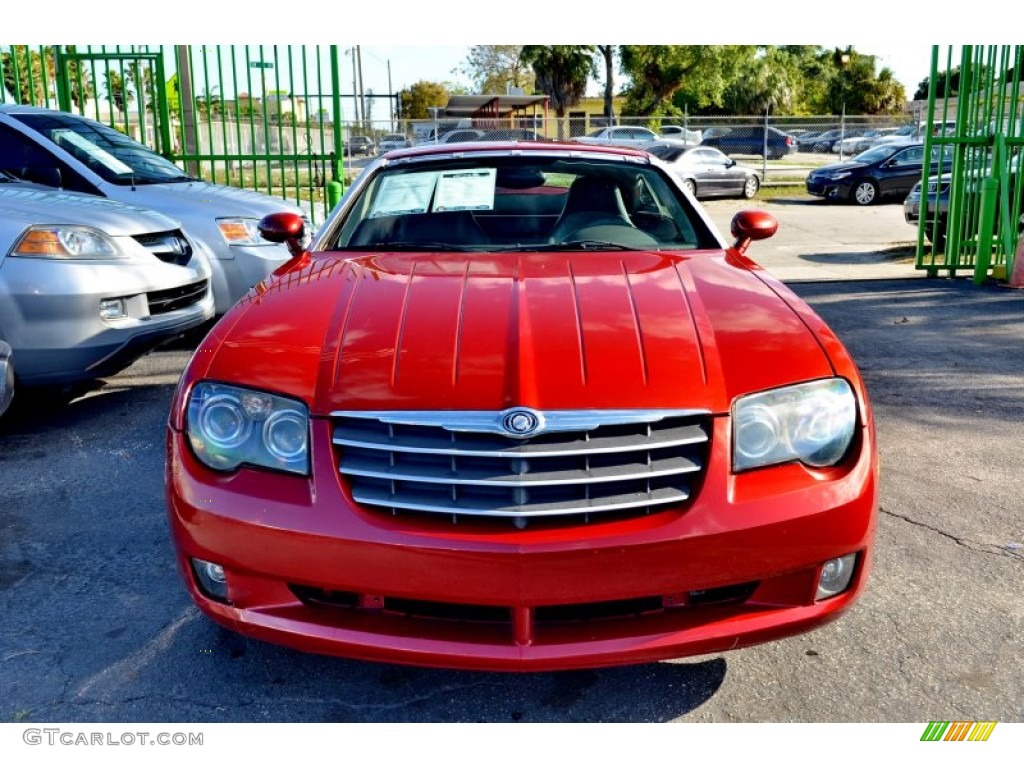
[916,45,1024,283]
[1,44,347,223]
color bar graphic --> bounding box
[921,721,997,741]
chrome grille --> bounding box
[332,410,710,526]
[147,279,208,315]
[133,229,193,266]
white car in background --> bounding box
[0,170,213,393]
[0,104,308,315]
[574,126,660,147]
[659,124,703,145]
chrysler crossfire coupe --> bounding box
[166,141,878,671]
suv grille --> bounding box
[147,280,207,315]
[133,230,193,266]
[332,410,710,527]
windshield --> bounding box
[12,112,192,185]
[854,145,903,164]
[330,155,716,252]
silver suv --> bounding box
[0,105,307,314]
[0,171,213,391]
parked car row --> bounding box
[0,104,308,410]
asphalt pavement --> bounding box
[0,200,1021,723]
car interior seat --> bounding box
[548,176,634,243]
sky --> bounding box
[6,0,1010,109]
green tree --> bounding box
[398,80,449,119]
[723,47,799,114]
[127,62,155,112]
[103,69,134,118]
[620,45,749,117]
[457,45,535,94]
[61,46,94,109]
[521,45,595,139]
[1,45,53,105]
[826,48,906,115]
[195,86,222,119]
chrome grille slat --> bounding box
[351,484,691,518]
[333,410,710,525]
[339,454,700,487]
[333,423,708,458]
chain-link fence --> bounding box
[340,110,931,182]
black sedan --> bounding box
[805,142,953,206]
[645,142,760,199]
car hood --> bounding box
[811,161,866,175]
[0,184,180,235]
[199,250,835,416]
[104,179,304,219]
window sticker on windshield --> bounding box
[369,172,438,217]
[434,168,496,212]
[52,129,134,175]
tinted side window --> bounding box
[0,124,98,194]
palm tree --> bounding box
[103,69,134,119]
[596,46,616,124]
[521,45,595,140]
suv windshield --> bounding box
[330,155,716,252]
[11,112,193,186]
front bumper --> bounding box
[805,176,852,200]
[0,259,214,385]
[903,195,946,227]
[166,415,878,671]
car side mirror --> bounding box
[730,210,777,254]
[726,158,736,168]
[258,212,307,259]
[22,165,63,189]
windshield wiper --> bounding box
[344,241,478,252]
[511,239,650,252]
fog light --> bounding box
[191,558,230,603]
[816,554,857,600]
[99,298,126,320]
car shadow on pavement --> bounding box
[797,245,916,264]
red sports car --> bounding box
[166,141,877,671]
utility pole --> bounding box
[174,45,200,177]
[356,45,366,129]
[387,58,395,130]
[349,48,359,124]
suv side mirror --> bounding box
[22,165,63,189]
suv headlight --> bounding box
[186,382,309,475]
[217,217,271,246]
[10,225,122,259]
[732,379,857,472]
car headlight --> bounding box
[186,382,309,475]
[217,217,271,246]
[10,225,122,259]
[825,171,851,180]
[732,379,857,472]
